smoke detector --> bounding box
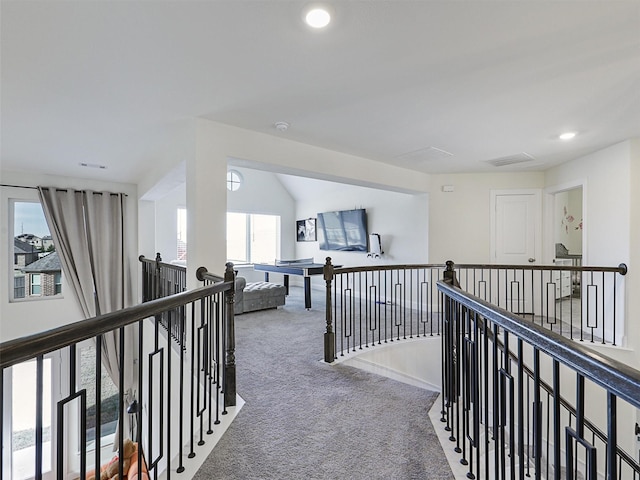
[274,121,290,132]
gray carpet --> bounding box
[193,287,454,480]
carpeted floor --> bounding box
[193,287,454,480]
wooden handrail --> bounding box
[0,281,232,369]
[139,253,187,271]
[329,262,628,275]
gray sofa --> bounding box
[234,277,286,314]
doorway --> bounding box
[553,186,583,262]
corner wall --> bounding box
[187,119,432,287]
[545,140,637,367]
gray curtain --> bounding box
[38,187,136,440]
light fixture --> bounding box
[559,132,576,140]
[304,6,331,28]
[274,121,290,132]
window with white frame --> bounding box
[10,200,62,301]
[30,274,41,295]
[227,212,279,264]
[6,356,55,480]
[177,207,187,261]
[226,170,243,191]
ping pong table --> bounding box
[253,259,340,309]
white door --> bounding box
[492,190,541,264]
[491,190,542,314]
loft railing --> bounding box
[0,262,236,480]
[196,265,235,409]
[322,261,447,362]
[140,254,187,344]
[438,276,640,479]
[322,259,628,361]
[453,262,628,345]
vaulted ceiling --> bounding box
[2,1,639,185]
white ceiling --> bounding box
[2,1,639,185]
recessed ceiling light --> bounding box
[559,132,576,140]
[305,6,331,28]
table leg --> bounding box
[304,276,311,309]
[284,275,290,295]
[264,272,269,282]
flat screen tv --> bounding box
[317,208,368,252]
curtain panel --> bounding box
[38,187,136,442]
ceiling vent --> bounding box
[395,146,454,163]
[486,152,535,167]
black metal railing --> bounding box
[454,262,628,345]
[140,254,188,345]
[0,262,236,480]
[438,275,640,480]
[322,259,628,361]
[322,260,447,362]
[197,265,236,410]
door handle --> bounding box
[528,258,535,263]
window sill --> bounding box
[9,293,64,304]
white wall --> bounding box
[629,139,640,369]
[153,182,186,264]
[0,171,138,342]
[428,172,545,263]
[545,141,630,268]
[227,166,296,282]
[290,178,429,290]
[186,119,431,288]
[545,140,637,366]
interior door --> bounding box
[493,191,540,264]
[491,190,542,314]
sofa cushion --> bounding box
[241,281,286,313]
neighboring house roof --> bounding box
[14,238,38,254]
[22,251,61,273]
[17,233,41,242]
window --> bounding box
[54,273,62,295]
[30,274,41,295]
[77,342,119,450]
[177,207,187,261]
[226,170,243,191]
[7,357,54,479]
[227,213,279,264]
[10,200,62,301]
[14,275,25,299]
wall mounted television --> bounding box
[317,208,368,252]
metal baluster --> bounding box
[517,339,525,480]
[188,302,196,459]
[0,368,3,480]
[95,338,102,475]
[533,348,541,480]
[36,355,43,480]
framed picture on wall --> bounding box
[296,218,317,242]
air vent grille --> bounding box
[395,146,454,162]
[486,152,535,167]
